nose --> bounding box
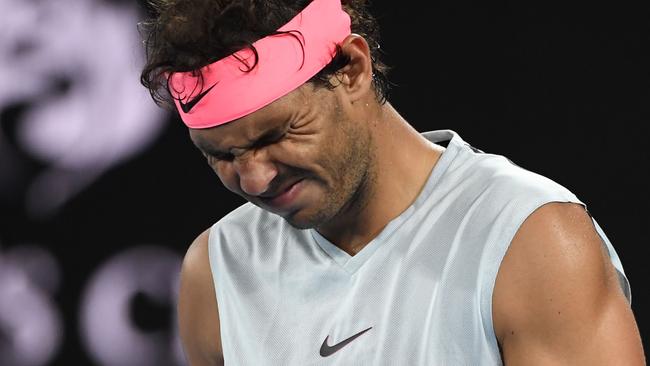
[232,150,278,197]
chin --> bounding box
[281,213,318,230]
[281,207,331,230]
[283,219,313,230]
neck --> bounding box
[316,103,445,256]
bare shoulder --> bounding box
[493,201,645,365]
[178,228,224,366]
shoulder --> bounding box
[450,144,575,203]
[181,228,212,280]
[480,155,569,198]
[492,201,615,324]
[492,202,645,364]
[213,201,284,234]
[209,202,294,262]
[493,201,617,320]
[216,201,264,226]
[447,148,581,229]
[178,228,224,365]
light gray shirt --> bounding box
[208,129,630,365]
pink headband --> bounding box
[168,0,352,129]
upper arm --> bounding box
[493,202,645,365]
[178,228,224,366]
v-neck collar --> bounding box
[308,129,464,275]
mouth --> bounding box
[259,179,305,210]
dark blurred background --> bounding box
[1,0,647,364]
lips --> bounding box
[259,179,304,210]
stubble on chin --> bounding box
[289,131,376,232]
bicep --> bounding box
[493,202,645,365]
[178,229,224,366]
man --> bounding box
[139,0,645,364]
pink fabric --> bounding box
[168,0,351,129]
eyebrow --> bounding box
[195,140,227,157]
[196,124,286,156]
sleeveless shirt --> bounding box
[207,129,631,365]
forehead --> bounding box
[188,84,312,150]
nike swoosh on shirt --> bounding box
[319,326,372,357]
[179,83,217,113]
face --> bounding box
[189,82,375,229]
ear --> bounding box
[333,34,373,103]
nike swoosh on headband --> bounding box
[179,83,218,113]
[319,326,372,357]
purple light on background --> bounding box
[3,244,61,294]
[79,246,183,366]
[0,248,63,366]
[0,0,167,217]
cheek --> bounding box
[212,163,240,192]
[270,134,331,173]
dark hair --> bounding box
[139,0,390,110]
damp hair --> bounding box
[139,0,391,110]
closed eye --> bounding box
[255,130,286,148]
[213,152,235,161]
[199,129,286,163]
[202,151,234,163]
